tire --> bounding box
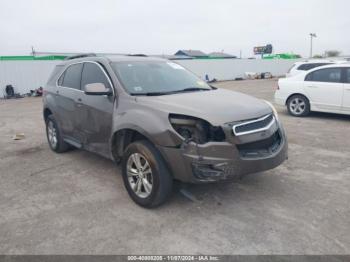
[122,140,173,208]
[45,115,70,153]
[287,94,310,117]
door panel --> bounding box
[304,68,343,110]
[56,87,81,138]
[76,62,114,158]
[56,63,83,139]
[343,68,350,111]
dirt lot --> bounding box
[0,79,349,254]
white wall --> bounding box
[0,61,59,96]
[176,59,300,81]
[0,59,300,95]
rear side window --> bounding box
[346,68,350,83]
[61,63,83,90]
[298,63,332,71]
[305,68,342,83]
[81,63,111,91]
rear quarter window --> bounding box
[287,64,296,73]
[47,65,64,85]
[298,63,332,71]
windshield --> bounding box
[111,61,211,95]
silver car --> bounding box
[43,54,288,207]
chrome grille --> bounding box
[232,114,275,136]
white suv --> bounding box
[286,60,335,77]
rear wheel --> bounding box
[45,115,70,153]
[287,95,310,117]
[122,140,173,208]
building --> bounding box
[151,54,194,60]
[208,52,237,59]
[174,50,208,58]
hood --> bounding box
[135,88,272,126]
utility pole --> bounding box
[31,46,36,56]
[309,33,317,58]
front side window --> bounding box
[57,73,64,86]
[61,63,83,90]
[111,61,211,95]
[81,63,111,91]
[305,68,342,83]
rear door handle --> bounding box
[307,86,317,88]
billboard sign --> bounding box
[254,44,273,55]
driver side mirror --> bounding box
[84,83,112,96]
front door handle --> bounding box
[76,98,83,107]
[345,88,350,91]
[307,86,317,88]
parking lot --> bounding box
[0,78,349,254]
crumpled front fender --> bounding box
[111,107,182,147]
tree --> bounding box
[325,50,341,57]
[313,54,323,59]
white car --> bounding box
[275,64,350,117]
[286,60,335,77]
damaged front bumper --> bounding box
[157,120,288,183]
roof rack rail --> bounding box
[127,54,148,57]
[64,53,97,60]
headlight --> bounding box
[264,100,278,120]
[169,114,225,144]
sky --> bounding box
[0,0,349,58]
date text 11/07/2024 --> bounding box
[127,255,220,261]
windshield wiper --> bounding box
[185,87,211,91]
[130,87,211,96]
[130,91,174,96]
[172,87,212,93]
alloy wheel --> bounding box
[47,120,58,148]
[289,97,306,115]
[126,153,153,198]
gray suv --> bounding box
[43,54,288,207]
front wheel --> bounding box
[287,94,310,117]
[122,140,173,208]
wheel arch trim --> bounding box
[109,126,159,161]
